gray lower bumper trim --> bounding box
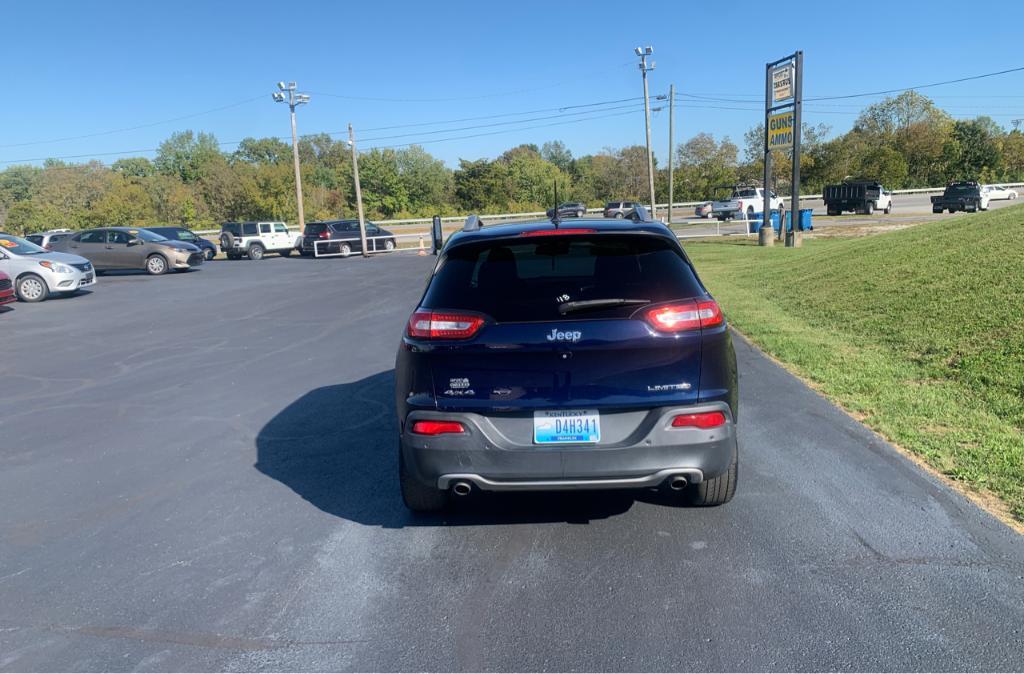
[437,468,704,492]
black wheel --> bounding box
[932,208,943,214]
[145,254,168,275]
[688,445,738,506]
[248,243,265,260]
[576,210,584,218]
[15,273,48,302]
[340,243,352,258]
[226,252,241,260]
[746,206,755,220]
[279,248,291,257]
[384,239,395,252]
[614,212,625,219]
[864,201,875,215]
[219,232,234,251]
[204,248,215,261]
[884,202,892,214]
[399,448,448,512]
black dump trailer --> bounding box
[823,181,891,215]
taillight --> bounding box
[411,420,466,435]
[406,309,485,340]
[318,231,329,239]
[520,228,596,237]
[643,299,723,333]
[671,412,726,429]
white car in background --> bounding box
[982,185,1018,201]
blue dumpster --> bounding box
[748,210,782,234]
[799,208,813,231]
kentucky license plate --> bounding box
[533,410,601,445]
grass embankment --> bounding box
[685,206,1024,524]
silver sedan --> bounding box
[0,234,96,302]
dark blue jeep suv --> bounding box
[394,213,738,511]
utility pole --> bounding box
[668,83,675,224]
[636,46,657,217]
[348,124,369,258]
[272,82,310,230]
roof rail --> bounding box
[463,214,484,232]
[628,205,653,223]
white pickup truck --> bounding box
[711,187,784,221]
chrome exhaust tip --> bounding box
[452,481,472,497]
[669,476,689,491]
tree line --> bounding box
[1,92,1021,234]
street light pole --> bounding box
[272,82,310,231]
[668,82,675,225]
[636,46,656,217]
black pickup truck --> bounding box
[823,181,892,215]
[931,181,988,214]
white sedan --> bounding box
[983,185,1018,201]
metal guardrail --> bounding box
[193,182,1024,237]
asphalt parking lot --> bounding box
[2,254,1023,671]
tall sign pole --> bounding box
[760,64,773,247]
[788,51,804,248]
[763,52,803,248]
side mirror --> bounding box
[128,238,143,246]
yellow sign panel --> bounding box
[768,111,794,150]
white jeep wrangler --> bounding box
[219,221,297,260]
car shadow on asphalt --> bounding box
[254,370,680,528]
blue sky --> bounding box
[2,0,1022,168]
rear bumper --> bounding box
[400,402,737,492]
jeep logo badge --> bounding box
[547,329,582,343]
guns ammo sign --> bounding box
[768,111,794,150]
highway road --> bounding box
[1,256,1022,671]
[669,192,1022,237]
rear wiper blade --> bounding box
[558,298,650,314]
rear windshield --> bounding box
[304,223,328,235]
[947,185,979,196]
[423,234,705,322]
[734,189,757,198]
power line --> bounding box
[0,96,265,149]
[0,105,643,165]
[360,109,642,151]
[357,96,643,132]
[806,65,1024,101]
[307,63,634,103]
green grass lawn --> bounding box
[685,206,1024,524]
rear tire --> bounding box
[864,201,875,215]
[340,243,352,258]
[248,243,265,260]
[399,448,448,512]
[746,206,755,220]
[615,212,625,219]
[884,202,892,214]
[576,210,584,218]
[688,446,738,506]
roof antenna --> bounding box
[551,179,561,228]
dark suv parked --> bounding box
[145,227,218,260]
[545,202,588,219]
[395,216,739,511]
[300,220,397,257]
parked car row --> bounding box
[0,233,97,303]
